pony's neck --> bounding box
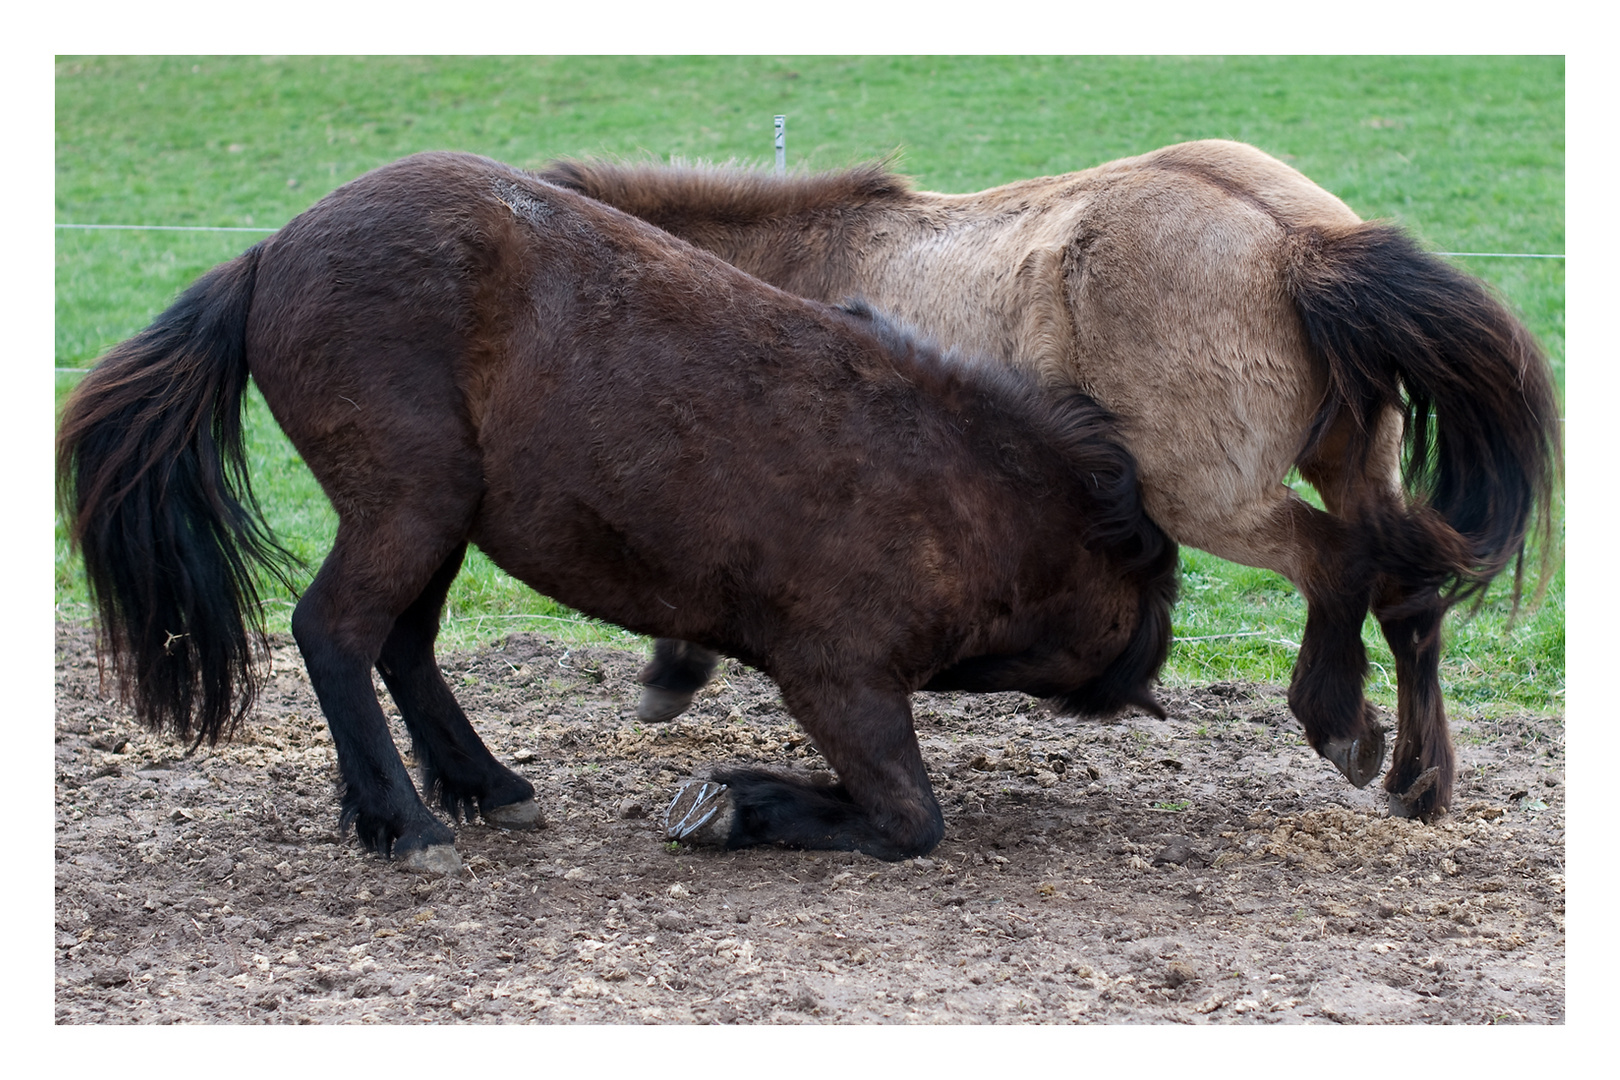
[537,161,910,302]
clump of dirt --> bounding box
[54,622,1564,1024]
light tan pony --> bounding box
[540,139,1561,821]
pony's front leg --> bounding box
[664,680,944,861]
[292,529,466,874]
[637,638,720,722]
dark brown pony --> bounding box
[541,140,1563,821]
[57,152,1177,872]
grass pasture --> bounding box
[54,56,1565,713]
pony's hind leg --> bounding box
[293,519,479,873]
[1301,426,1456,819]
[1212,493,1389,791]
[375,542,541,831]
[1372,580,1455,820]
[637,639,720,722]
[666,680,944,861]
[1289,568,1387,789]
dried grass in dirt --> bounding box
[54,622,1565,1024]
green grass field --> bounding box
[54,56,1564,713]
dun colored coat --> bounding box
[541,140,1563,821]
[57,152,1177,870]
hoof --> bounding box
[663,780,733,846]
[484,799,546,831]
[398,843,462,876]
[638,686,695,723]
[1322,724,1386,789]
[1388,767,1441,820]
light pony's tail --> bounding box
[1287,221,1562,612]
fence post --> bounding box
[774,115,785,174]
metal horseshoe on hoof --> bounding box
[664,780,728,841]
[1323,723,1387,789]
[1387,766,1442,820]
[399,844,463,876]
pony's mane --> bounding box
[833,300,1166,577]
[537,158,912,224]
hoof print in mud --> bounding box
[398,844,463,876]
[664,780,733,845]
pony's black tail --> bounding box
[56,244,298,745]
[1286,222,1562,610]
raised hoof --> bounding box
[638,686,696,723]
[1322,724,1386,789]
[398,843,463,876]
[1387,767,1442,820]
[663,780,733,846]
[484,799,546,831]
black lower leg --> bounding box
[711,682,943,861]
[640,639,720,693]
[1289,586,1386,788]
[1375,583,1454,819]
[376,543,534,821]
[710,768,944,862]
[294,603,452,858]
[1290,589,1370,744]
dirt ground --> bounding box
[53,620,1565,1024]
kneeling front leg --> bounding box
[664,682,944,861]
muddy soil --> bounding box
[53,621,1565,1024]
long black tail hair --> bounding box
[56,243,299,745]
[1288,221,1562,611]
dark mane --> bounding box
[537,158,911,226]
[833,299,1168,578]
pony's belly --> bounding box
[468,497,703,640]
